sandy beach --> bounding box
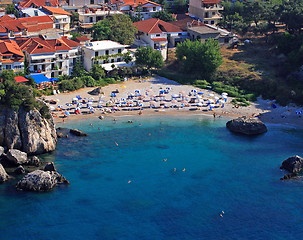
[43,76,303,127]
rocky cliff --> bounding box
[0,106,57,155]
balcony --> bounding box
[202,5,224,11]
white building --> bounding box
[18,35,81,78]
[188,0,223,25]
[82,40,132,71]
[113,0,162,20]
[133,18,186,60]
[78,6,122,26]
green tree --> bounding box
[70,32,83,41]
[92,15,138,44]
[171,0,188,13]
[71,59,86,78]
[89,64,106,81]
[152,11,175,22]
[176,39,222,80]
[71,11,79,26]
[123,52,133,64]
[279,0,303,33]
[5,4,18,16]
[135,46,164,69]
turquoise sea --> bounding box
[1,115,303,240]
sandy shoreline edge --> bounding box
[43,76,303,127]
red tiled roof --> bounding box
[18,36,80,54]
[75,36,90,42]
[114,0,161,8]
[133,18,182,34]
[170,14,205,31]
[203,0,222,4]
[42,6,72,16]
[15,76,29,83]
[0,39,24,57]
[19,0,59,8]
[0,15,16,22]
[17,16,54,32]
[151,38,167,42]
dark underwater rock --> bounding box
[280,155,303,173]
[70,129,88,137]
[226,116,267,135]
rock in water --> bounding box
[0,146,4,156]
[70,129,88,136]
[14,165,25,175]
[0,163,9,182]
[16,170,69,192]
[26,156,40,167]
[280,155,303,173]
[44,162,56,172]
[0,107,57,155]
[226,116,267,135]
[18,108,57,155]
[280,173,298,180]
[6,149,28,165]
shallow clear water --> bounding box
[1,115,303,240]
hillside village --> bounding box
[0,0,234,86]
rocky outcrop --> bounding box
[70,129,88,137]
[226,116,267,135]
[280,155,303,173]
[14,165,25,175]
[6,149,28,166]
[26,156,40,167]
[56,127,69,138]
[0,106,57,155]
[44,162,56,172]
[279,155,303,180]
[280,173,298,180]
[16,169,69,192]
[88,87,101,95]
[0,163,9,182]
[0,146,4,156]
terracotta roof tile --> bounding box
[42,6,72,15]
[75,36,90,42]
[0,15,16,22]
[133,18,182,34]
[151,38,167,41]
[0,39,24,57]
[15,76,29,83]
[19,0,59,8]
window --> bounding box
[5,65,11,69]
[117,58,121,62]
[212,12,215,15]
[118,49,122,53]
[153,7,156,11]
[90,0,94,4]
[95,51,99,57]
[204,21,208,24]
[210,20,214,24]
[178,33,182,36]
[105,50,109,55]
[55,24,60,29]
[111,59,114,63]
[156,34,160,37]
[90,17,93,23]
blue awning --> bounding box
[50,78,60,81]
[26,74,51,84]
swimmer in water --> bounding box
[182,168,186,172]
[163,158,167,162]
[173,168,177,172]
[115,142,119,146]
[128,180,132,183]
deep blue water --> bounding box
[1,115,303,240]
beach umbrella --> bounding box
[219,99,225,104]
[191,89,197,92]
[171,94,179,98]
[198,92,204,95]
[181,100,187,103]
[208,93,214,97]
[222,92,228,96]
[49,106,55,110]
[120,85,126,88]
[171,100,178,103]
[208,99,215,103]
[64,111,70,115]
[214,96,220,100]
[197,102,203,107]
